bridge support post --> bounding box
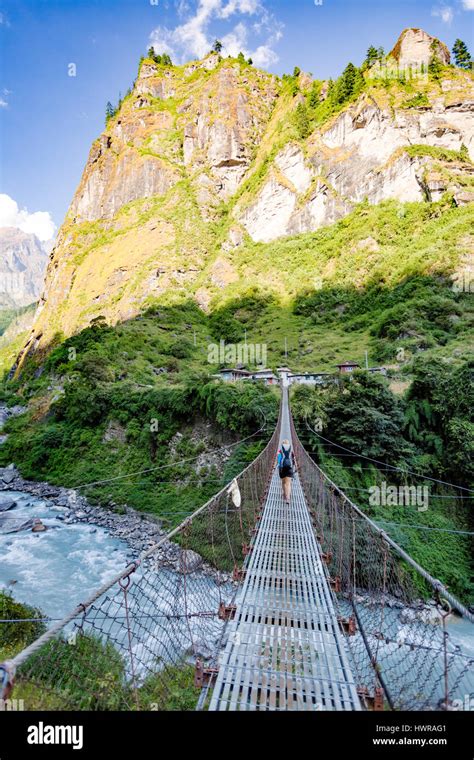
[218,603,237,621]
[357,686,384,711]
[194,659,219,689]
[232,564,246,582]
[338,616,357,635]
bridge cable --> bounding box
[304,422,474,494]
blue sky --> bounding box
[0,0,473,240]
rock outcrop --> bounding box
[389,28,450,68]
[70,58,277,224]
[70,148,180,222]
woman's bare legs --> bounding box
[282,477,292,503]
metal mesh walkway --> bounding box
[209,390,361,711]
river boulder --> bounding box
[0,516,34,534]
[0,465,19,484]
[179,549,203,574]
[0,497,16,512]
[32,518,47,532]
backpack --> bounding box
[280,445,292,470]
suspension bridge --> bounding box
[1,387,473,711]
[207,389,361,710]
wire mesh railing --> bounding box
[290,413,474,711]
[0,413,281,711]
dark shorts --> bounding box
[279,466,293,480]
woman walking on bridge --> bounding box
[277,439,296,505]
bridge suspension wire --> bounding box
[72,425,269,491]
[1,388,472,712]
[373,520,474,536]
[292,413,474,710]
[295,429,474,622]
[304,423,474,493]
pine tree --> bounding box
[453,39,472,70]
[290,79,299,97]
[308,82,320,109]
[428,55,443,80]
[213,40,223,54]
[331,63,365,106]
[147,46,155,59]
[247,58,253,65]
[354,67,365,95]
[334,62,355,104]
[365,45,378,67]
[105,102,115,123]
[237,52,246,63]
[326,78,334,102]
[295,102,310,139]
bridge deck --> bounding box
[209,391,361,711]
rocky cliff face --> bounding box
[0,228,48,309]
[239,91,474,242]
[69,54,277,224]
[17,29,474,364]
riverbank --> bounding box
[0,465,234,586]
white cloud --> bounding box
[461,0,474,9]
[219,0,261,18]
[177,0,192,16]
[221,22,248,56]
[149,0,282,66]
[252,44,278,67]
[0,88,11,109]
[0,194,56,242]
[148,28,176,56]
[432,4,454,23]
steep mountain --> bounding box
[0,227,48,309]
[15,28,474,368]
[1,29,473,599]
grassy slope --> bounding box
[0,590,199,710]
